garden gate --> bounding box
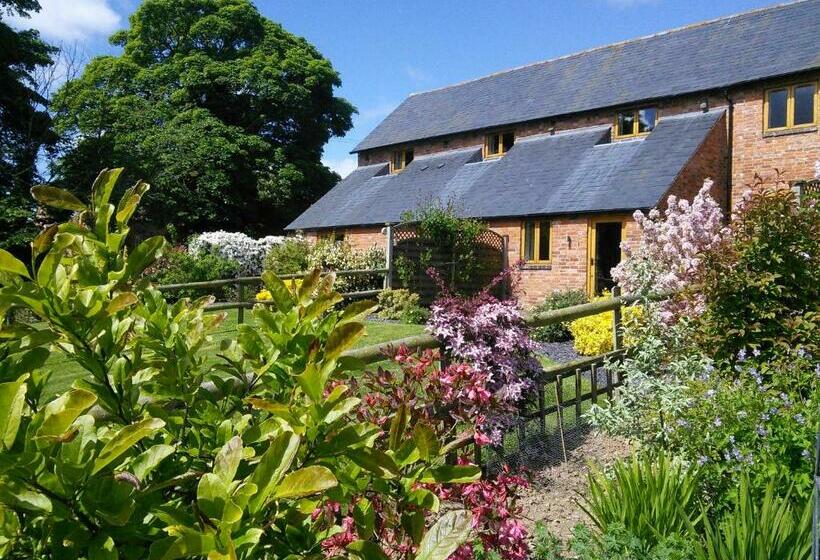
[389,223,508,304]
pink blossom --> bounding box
[613,178,728,323]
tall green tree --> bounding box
[0,0,56,254]
[52,0,355,240]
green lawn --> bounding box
[42,311,425,398]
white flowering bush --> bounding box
[612,179,727,324]
[189,230,286,276]
[306,240,385,292]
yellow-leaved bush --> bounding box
[256,279,301,300]
[569,293,642,355]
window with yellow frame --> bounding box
[614,107,657,139]
[484,131,515,159]
[390,148,414,173]
[764,82,817,132]
[521,219,551,263]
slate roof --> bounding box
[354,0,820,152]
[287,109,724,230]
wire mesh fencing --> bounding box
[477,357,622,474]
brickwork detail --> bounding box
[729,76,820,205]
[666,113,729,207]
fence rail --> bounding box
[157,267,389,323]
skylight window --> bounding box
[390,148,414,173]
[484,131,515,159]
[614,107,657,138]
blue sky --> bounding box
[10,0,782,177]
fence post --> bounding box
[237,282,245,324]
[383,224,393,290]
[611,286,622,351]
[575,368,582,419]
[555,375,568,462]
[590,364,598,404]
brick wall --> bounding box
[341,226,386,251]
[334,212,688,308]
[729,75,820,205]
[304,227,387,251]
[665,112,729,207]
[489,218,586,307]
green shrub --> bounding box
[400,304,430,325]
[568,523,699,560]
[147,245,241,301]
[0,169,476,559]
[579,453,702,547]
[530,522,563,560]
[531,289,588,342]
[398,201,489,295]
[697,188,819,363]
[663,350,819,510]
[263,236,311,275]
[264,239,385,293]
[698,476,812,560]
[532,523,699,560]
[378,288,419,318]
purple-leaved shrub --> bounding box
[426,268,540,444]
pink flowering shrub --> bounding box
[612,179,728,323]
[432,462,531,560]
[427,269,541,444]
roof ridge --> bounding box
[407,0,813,98]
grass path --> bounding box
[42,311,425,398]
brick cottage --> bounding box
[287,0,820,306]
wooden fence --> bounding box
[156,267,389,324]
[106,272,661,468]
[78,269,668,472]
[344,287,662,469]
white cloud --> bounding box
[8,0,121,41]
[323,156,358,179]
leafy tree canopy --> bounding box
[52,0,355,240]
[0,0,56,253]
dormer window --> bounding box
[484,131,515,159]
[390,148,414,173]
[614,107,657,138]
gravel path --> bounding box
[517,431,633,544]
[535,341,580,363]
